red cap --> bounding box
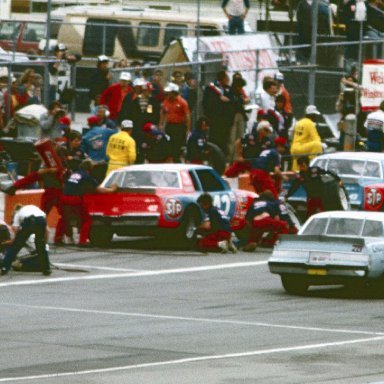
[274,136,287,146]
[257,109,266,117]
[87,116,100,126]
[143,122,156,132]
[59,116,71,126]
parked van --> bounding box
[57,6,252,64]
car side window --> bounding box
[188,171,201,191]
[22,23,45,42]
[195,169,226,192]
[137,22,160,47]
[0,22,20,40]
[362,220,383,237]
[364,161,380,178]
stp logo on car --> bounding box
[365,187,383,210]
[165,198,183,219]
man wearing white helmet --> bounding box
[89,55,112,111]
[99,71,133,121]
[159,82,191,162]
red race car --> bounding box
[84,163,258,247]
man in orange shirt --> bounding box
[159,83,191,162]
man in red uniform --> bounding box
[159,82,190,162]
[55,159,117,246]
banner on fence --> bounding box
[361,59,384,111]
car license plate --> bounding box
[309,252,330,264]
[307,269,327,276]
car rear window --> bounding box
[106,170,180,189]
[301,218,328,235]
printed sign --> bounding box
[361,60,384,111]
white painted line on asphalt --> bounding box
[1,335,384,382]
[0,261,268,288]
[53,262,146,272]
[3,303,384,337]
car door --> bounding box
[194,169,236,218]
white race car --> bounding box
[269,210,384,294]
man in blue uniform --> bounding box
[196,193,237,253]
[186,116,210,164]
[243,191,289,252]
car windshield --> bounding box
[319,159,381,178]
[302,217,384,237]
[105,170,181,189]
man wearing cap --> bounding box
[118,78,160,151]
[159,82,191,162]
[88,55,112,111]
[274,72,292,114]
[99,72,133,121]
[106,119,136,175]
[141,123,173,163]
[290,105,323,171]
[81,116,118,163]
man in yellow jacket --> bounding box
[290,105,323,171]
[106,119,136,175]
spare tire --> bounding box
[205,142,226,175]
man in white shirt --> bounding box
[222,0,250,35]
[364,100,384,152]
[259,77,279,112]
[1,205,51,276]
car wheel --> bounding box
[89,225,113,247]
[281,275,308,295]
[177,207,201,246]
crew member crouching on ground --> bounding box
[1,204,51,276]
[196,193,237,254]
[243,191,289,252]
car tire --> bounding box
[176,207,201,247]
[89,225,113,247]
[281,275,308,295]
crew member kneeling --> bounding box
[1,204,51,276]
[196,193,237,254]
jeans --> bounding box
[228,16,245,35]
[2,216,50,272]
